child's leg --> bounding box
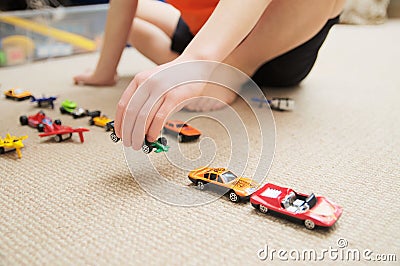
[127,0,180,64]
[185,0,345,111]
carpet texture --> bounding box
[1,20,399,265]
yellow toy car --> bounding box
[188,167,259,202]
[4,88,33,101]
[89,115,113,131]
[0,133,28,158]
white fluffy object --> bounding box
[340,0,391,24]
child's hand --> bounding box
[114,60,204,150]
[74,70,118,86]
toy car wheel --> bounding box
[37,124,45,132]
[142,144,152,154]
[38,102,42,107]
[196,181,205,190]
[259,205,269,214]
[178,134,183,143]
[60,107,67,114]
[54,119,62,125]
[158,137,168,146]
[19,115,28,126]
[0,147,4,154]
[304,220,315,230]
[89,119,94,126]
[110,133,120,143]
[228,191,240,203]
[54,135,62,142]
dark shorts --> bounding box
[171,15,340,87]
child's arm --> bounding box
[74,0,138,86]
[181,0,272,62]
[115,0,273,149]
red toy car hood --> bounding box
[309,197,343,225]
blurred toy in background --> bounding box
[0,48,6,66]
[250,183,343,230]
[31,95,57,109]
[0,133,28,159]
[4,88,32,101]
[163,120,201,142]
[35,43,73,59]
[251,97,295,111]
[89,113,113,131]
[60,99,88,119]
[1,35,35,66]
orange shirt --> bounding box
[167,0,219,35]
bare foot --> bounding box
[74,70,118,86]
[184,83,238,112]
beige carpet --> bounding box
[1,19,400,265]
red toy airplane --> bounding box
[20,111,89,142]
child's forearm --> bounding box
[180,0,272,62]
[94,0,138,79]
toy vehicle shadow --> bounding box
[251,204,337,232]
[189,180,250,204]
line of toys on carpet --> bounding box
[188,167,342,230]
[2,89,343,230]
[3,88,294,155]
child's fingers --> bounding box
[146,97,174,143]
[129,94,163,150]
[115,77,141,139]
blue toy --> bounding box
[31,95,57,109]
[251,97,294,111]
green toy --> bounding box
[142,137,169,154]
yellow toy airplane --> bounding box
[0,133,28,159]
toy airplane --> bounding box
[31,95,57,109]
[251,97,295,111]
[0,133,28,158]
[20,111,89,142]
[37,119,89,143]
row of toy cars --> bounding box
[188,167,342,230]
[3,88,94,158]
[107,120,342,230]
[4,88,101,119]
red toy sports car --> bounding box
[20,111,89,142]
[250,183,342,230]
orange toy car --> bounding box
[4,88,32,101]
[188,167,259,203]
[163,120,201,142]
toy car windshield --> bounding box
[175,123,188,128]
[221,171,238,183]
